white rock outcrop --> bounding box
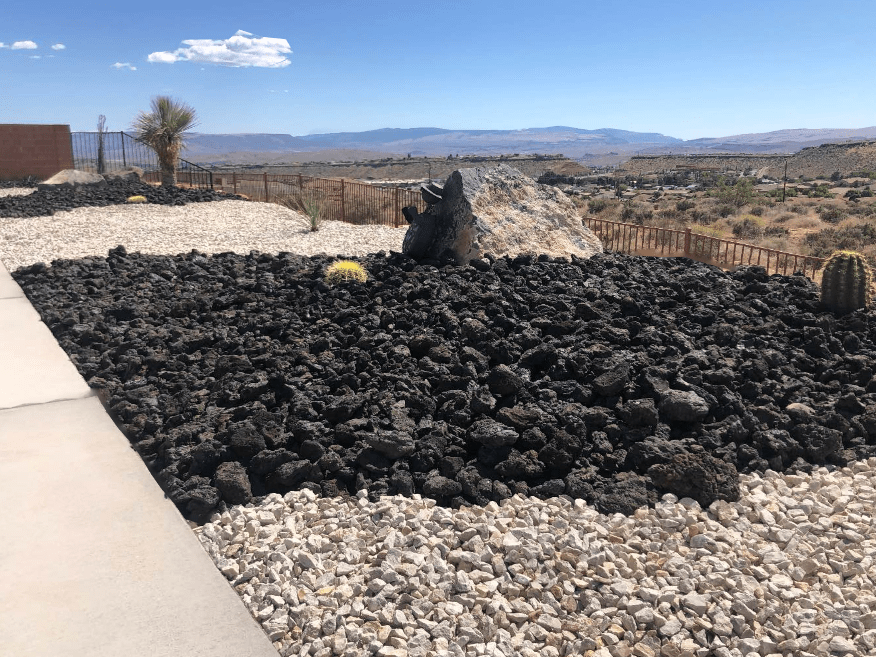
[403,164,602,264]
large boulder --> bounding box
[402,164,602,264]
[103,166,144,183]
[37,169,107,190]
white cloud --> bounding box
[112,62,137,71]
[51,43,65,50]
[29,55,41,59]
[12,40,38,50]
[148,29,291,68]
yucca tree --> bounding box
[131,96,198,186]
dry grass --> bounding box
[588,185,876,264]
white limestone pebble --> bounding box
[194,459,876,657]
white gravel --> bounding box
[197,463,876,657]
[0,197,407,272]
[0,187,36,198]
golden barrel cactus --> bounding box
[820,250,872,314]
[325,260,368,285]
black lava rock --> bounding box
[12,248,876,522]
[0,177,245,218]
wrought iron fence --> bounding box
[71,131,213,189]
[211,172,427,227]
[583,217,825,279]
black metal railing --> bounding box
[71,131,213,189]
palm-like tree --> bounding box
[131,96,198,187]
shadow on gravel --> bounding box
[12,246,876,523]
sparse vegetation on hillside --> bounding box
[553,170,876,268]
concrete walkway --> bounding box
[0,262,278,657]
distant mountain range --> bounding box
[181,126,876,166]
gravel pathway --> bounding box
[4,190,876,657]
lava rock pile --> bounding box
[0,177,40,189]
[0,177,245,218]
[13,249,876,522]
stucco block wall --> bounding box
[0,124,74,180]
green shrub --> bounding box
[717,204,734,218]
[676,199,695,212]
[808,184,834,199]
[714,177,755,207]
[278,194,323,231]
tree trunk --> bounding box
[160,162,177,187]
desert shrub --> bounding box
[620,202,653,225]
[848,203,876,217]
[676,199,696,212]
[749,205,765,217]
[692,224,724,239]
[588,198,608,214]
[804,222,876,259]
[717,204,734,218]
[764,225,790,237]
[689,208,717,225]
[278,194,322,231]
[816,205,847,225]
[845,187,874,201]
[765,186,798,199]
[808,184,834,199]
[730,215,765,240]
[774,213,795,223]
[830,171,843,182]
[714,177,755,207]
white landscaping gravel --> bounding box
[0,197,407,272]
[4,192,876,657]
[196,464,876,657]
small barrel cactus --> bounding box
[126,195,147,203]
[820,250,872,314]
[325,260,368,285]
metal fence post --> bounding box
[683,228,691,257]
[340,180,346,223]
[232,172,237,195]
[264,172,269,203]
[120,132,127,168]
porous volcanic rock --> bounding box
[0,178,40,189]
[403,164,602,264]
[0,176,245,218]
[13,250,876,522]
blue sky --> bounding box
[1,0,874,141]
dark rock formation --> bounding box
[12,244,876,523]
[0,177,245,218]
